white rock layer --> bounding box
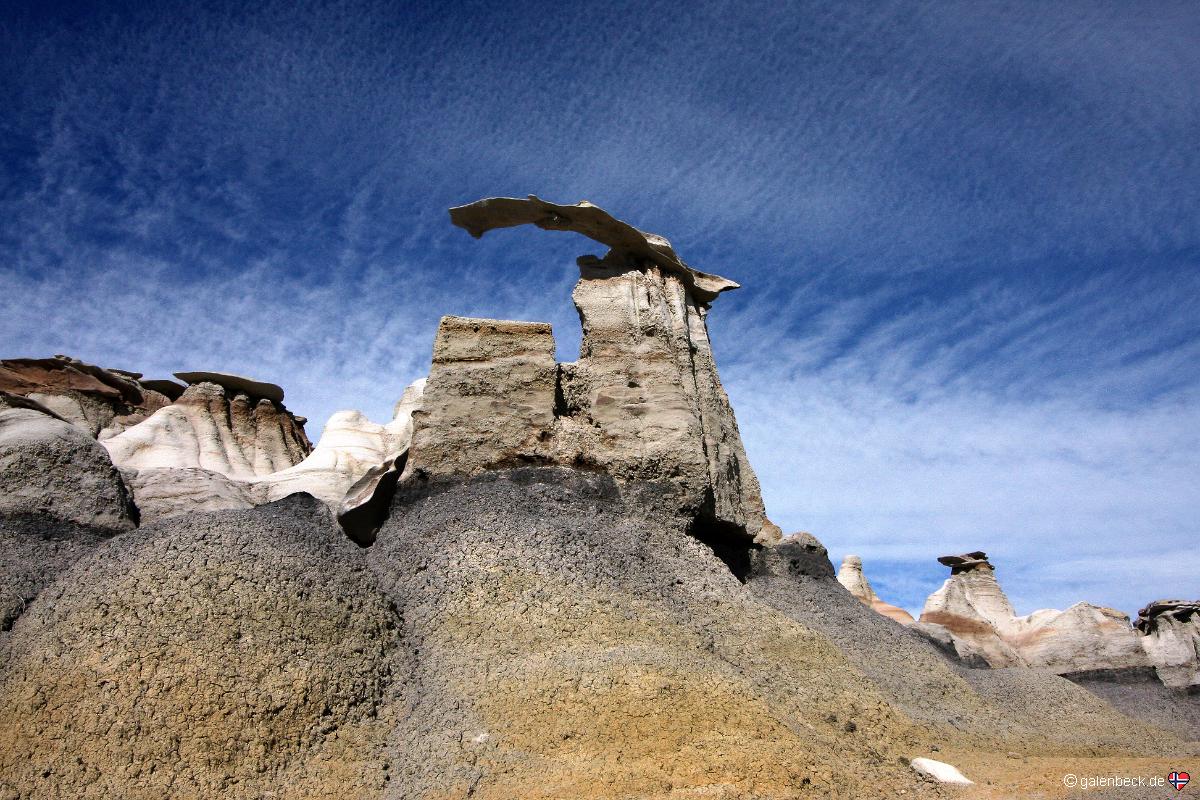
[918,555,1163,677]
[253,378,424,507]
[123,467,255,523]
[102,382,309,480]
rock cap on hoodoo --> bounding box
[174,371,285,403]
[139,378,187,400]
[448,195,740,304]
[936,551,993,574]
[1135,599,1199,634]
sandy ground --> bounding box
[932,751,1199,800]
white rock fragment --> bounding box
[910,757,973,785]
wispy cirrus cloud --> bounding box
[1,0,1196,617]
[723,262,1200,616]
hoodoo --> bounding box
[916,551,1199,686]
[835,554,914,624]
[422,196,782,545]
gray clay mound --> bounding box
[1065,668,1200,742]
[0,512,114,633]
[744,534,1182,753]
[0,408,136,530]
[0,494,406,800]
[365,467,937,800]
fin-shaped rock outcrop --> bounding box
[255,379,424,508]
[835,554,914,624]
[0,355,181,438]
[404,197,780,545]
[102,380,311,480]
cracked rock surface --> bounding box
[0,495,405,800]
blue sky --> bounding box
[2,0,1197,617]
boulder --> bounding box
[138,378,186,400]
[835,555,915,624]
[0,408,136,531]
[101,381,310,480]
[909,757,972,785]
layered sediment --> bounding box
[0,355,178,438]
[102,381,310,479]
[406,196,781,545]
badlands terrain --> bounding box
[0,198,1196,798]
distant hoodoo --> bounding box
[835,555,914,624]
[915,551,1199,686]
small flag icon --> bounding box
[1169,772,1190,791]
